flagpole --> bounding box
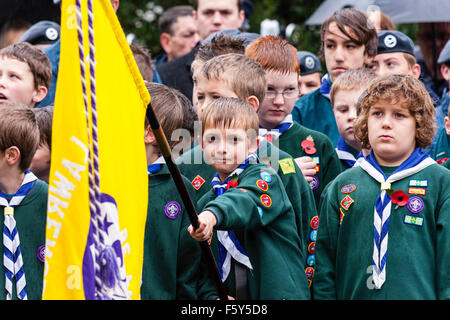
[146,102,229,301]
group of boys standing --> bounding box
[0,0,449,300]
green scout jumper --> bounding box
[274,122,342,208]
[314,164,450,299]
[177,142,318,261]
[0,180,48,300]
[141,164,217,300]
[443,159,450,170]
[429,127,450,163]
[291,89,340,146]
[199,163,311,300]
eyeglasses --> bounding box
[265,88,299,99]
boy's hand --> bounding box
[188,210,217,242]
[294,156,317,182]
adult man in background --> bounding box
[156,0,245,102]
[155,6,199,66]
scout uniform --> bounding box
[335,136,363,171]
[291,74,340,147]
[177,141,318,269]
[141,159,217,300]
[198,157,311,300]
[314,149,450,299]
[261,116,341,208]
[443,158,450,170]
[0,172,48,300]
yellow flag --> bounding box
[43,0,150,299]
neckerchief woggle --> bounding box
[0,170,38,300]
[258,114,294,143]
[211,154,257,281]
[319,73,332,100]
[335,136,363,168]
[354,148,435,289]
[147,156,165,175]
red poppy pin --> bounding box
[301,136,316,155]
[226,174,239,190]
[391,190,409,209]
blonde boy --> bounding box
[314,74,450,299]
[189,97,310,300]
[330,69,376,170]
[0,103,48,300]
[0,42,51,107]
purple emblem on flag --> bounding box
[164,201,181,219]
[407,196,424,214]
[83,193,129,300]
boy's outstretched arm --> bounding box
[188,210,217,242]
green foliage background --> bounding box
[117,1,418,63]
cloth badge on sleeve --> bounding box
[341,184,357,194]
[309,230,317,242]
[257,206,263,218]
[37,245,46,263]
[259,171,272,183]
[260,194,272,207]
[408,187,426,195]
[278,158,296,174]
[310,216,319,229]
[191,175,205,190]
[256,179,269,192]
[340,195,354,210]
[306,254,315,267]
[309,176,319,191]
[308,241,315,254]
[408,179,428,188]
[339,208,345,225]
[404,214,424,227]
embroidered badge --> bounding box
[315,165,320,173]
[208,231,213,245]
[309,176,319,191]
[238,188,247,192]
[340,195,354,210]
[408,179,428,188]
[404,214,424,227]
[408,187,426,196]
[305,266,315,279]
[260,194,272,207]
[406,196,424,214]
[37,244,46,263]
[257,206,263,218]
[310,216,319,229]
[256,179,269,192]
[259,171,273,183]
[339,208,345,225]
[340,184,357,194]
[279,158,296,174]
[437,157,448,165]
[306,254,315,267]
[311,156,320,164]
[309,230,317,242]
[308,241,316,254]
[191,175,205,190]
[164,201,181,219]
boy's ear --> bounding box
[144,125,156,144]
[5,146,20,166]
[411,64,421,79]
[32,85,48,104]
[445,116,450,135]
[247,95,259,112]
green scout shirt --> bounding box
[199,163,311,300]
[443,159,450,170]
[0,180,48,300]
[141,164,217,300]
[177,142,318,261]
[291,89,340,146]
[314,164,450,299]
[429,127,450,163]
[275,122,342,208]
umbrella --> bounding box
[306,0,450,25]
